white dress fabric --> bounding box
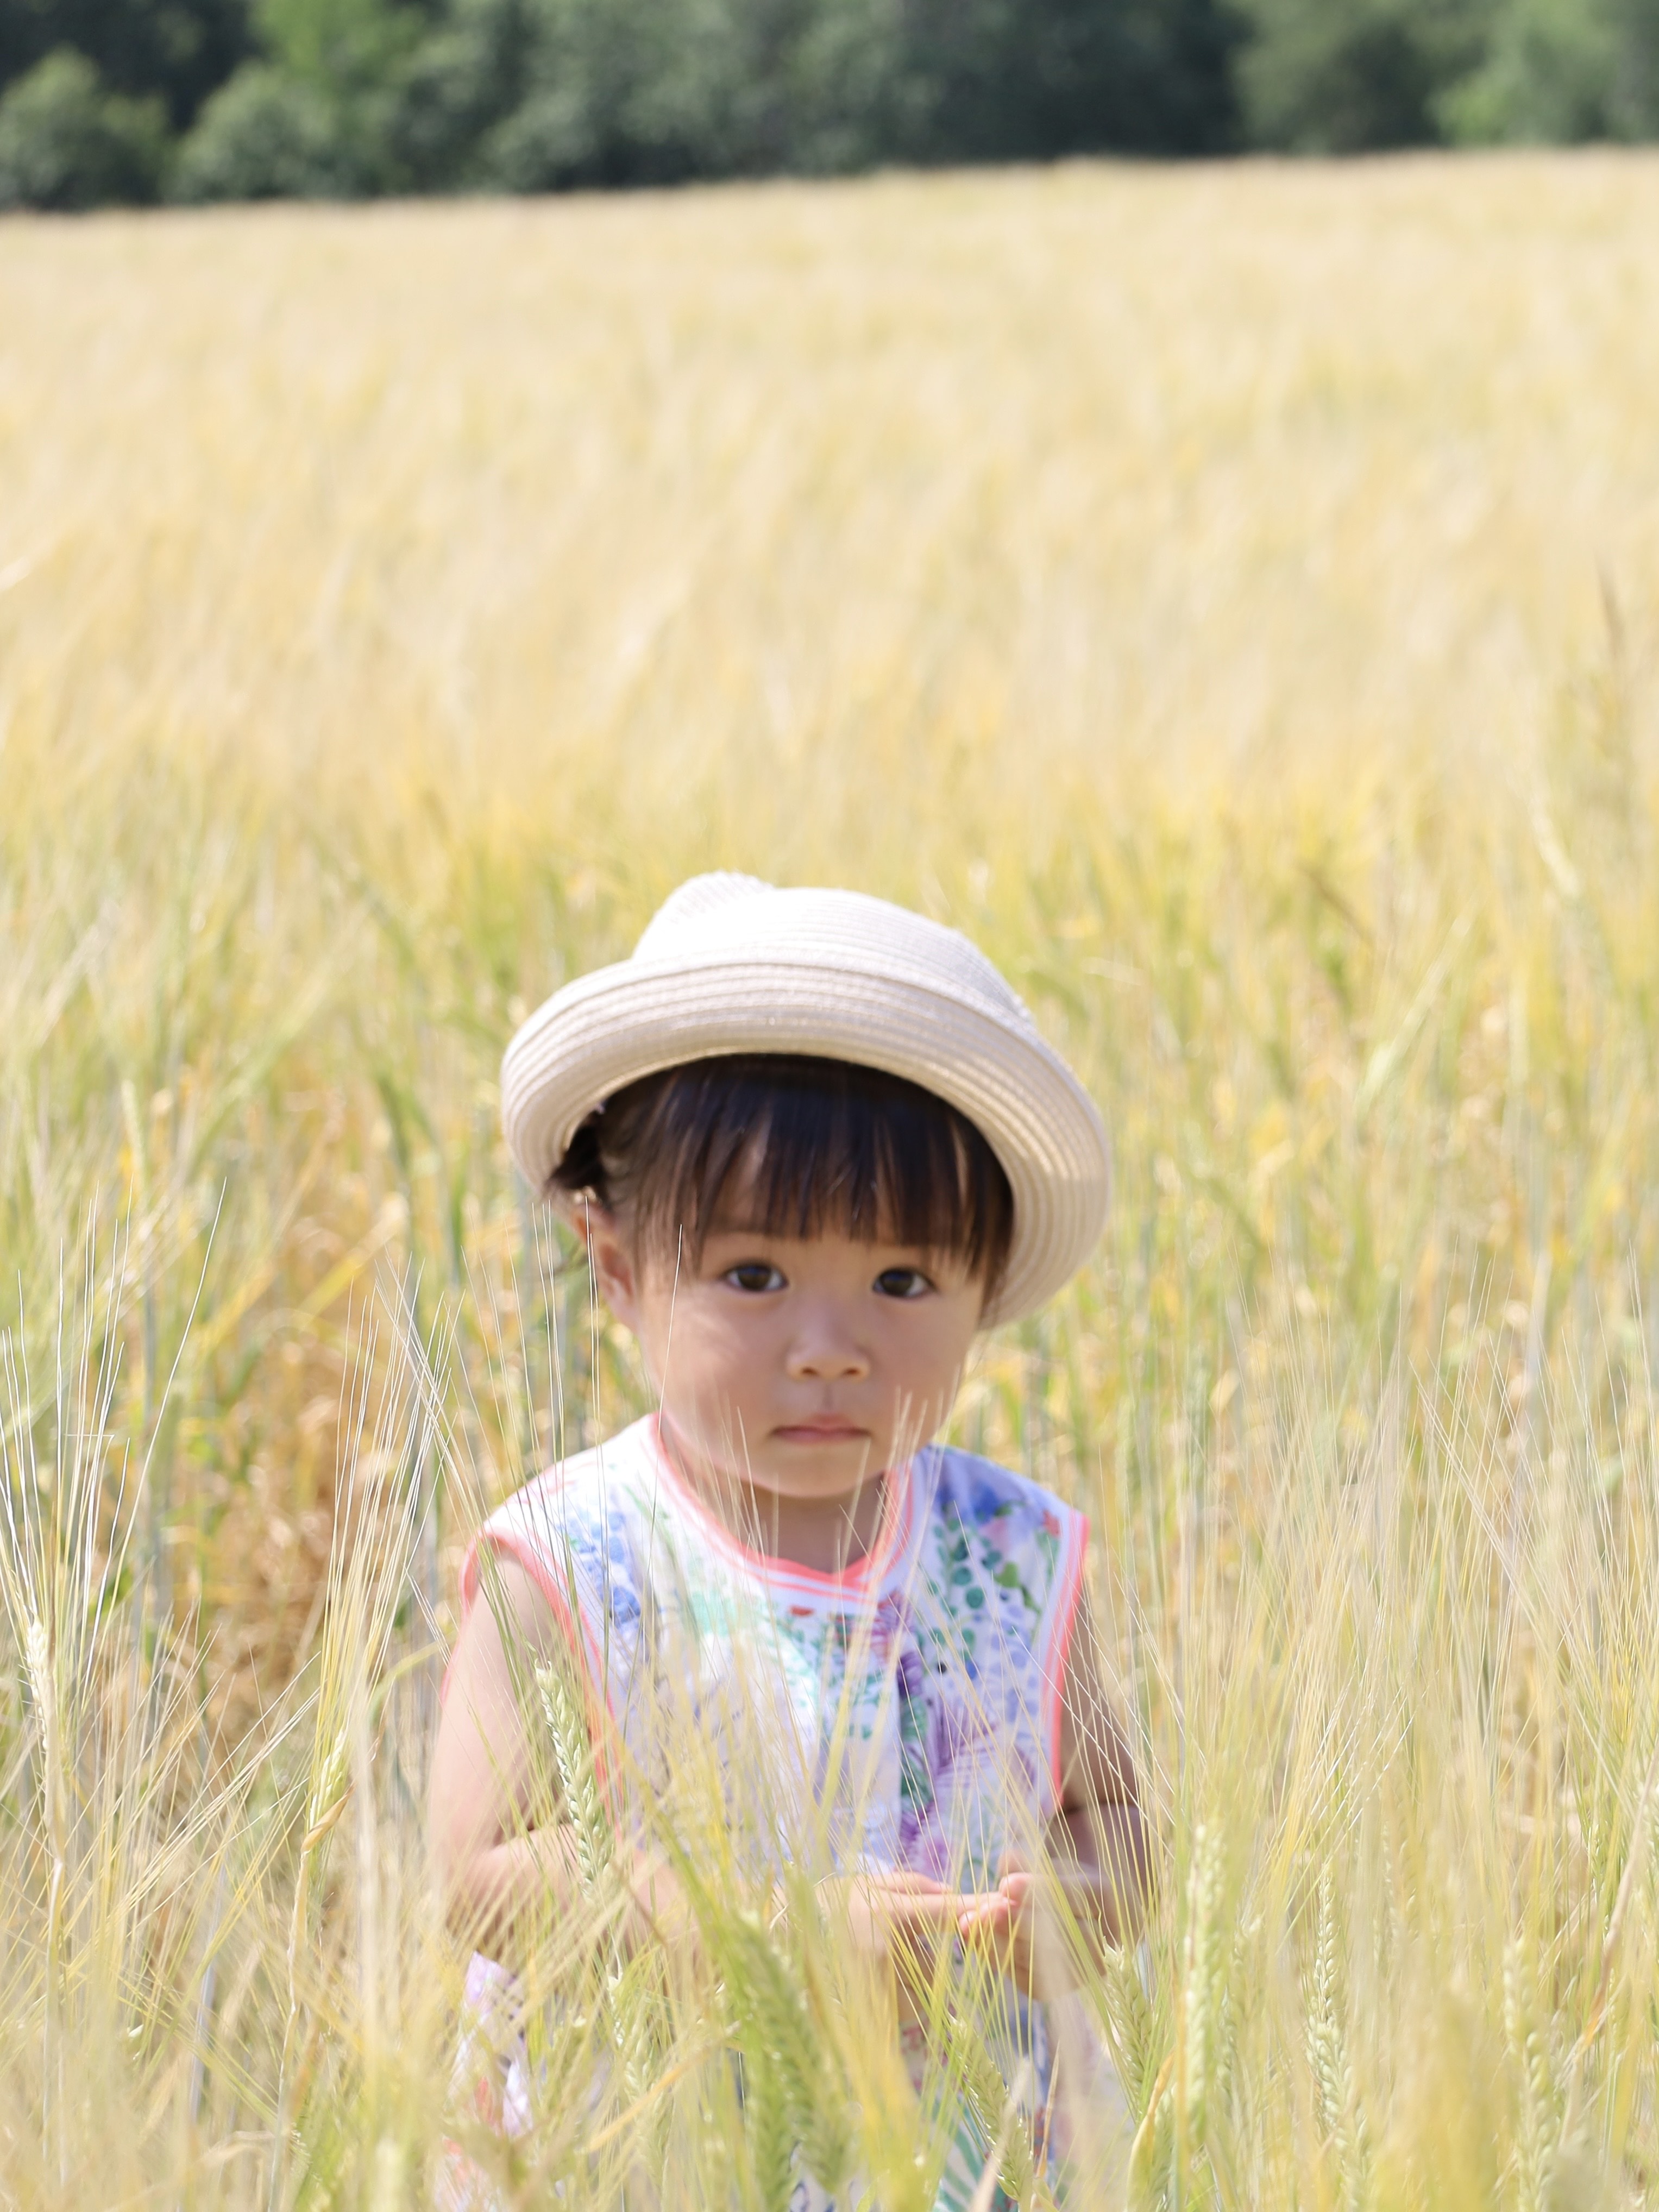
[443,1414,1091,2210]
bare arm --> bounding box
[428,1555,690,1963]
[958,1588,1152,1991]
[1048,1586,1152,1950]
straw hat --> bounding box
[500,874,1109,1324]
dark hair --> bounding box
[550,1054,1014,1299]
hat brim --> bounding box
[502,949,1109,1327]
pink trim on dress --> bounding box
[643,1412,915,1600]
[1039,1510,1090,1807]
[457,1506,621,1811]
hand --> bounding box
[814,1869,975,2013]
[821,1866,972,1953]
[621,1843,696,1951]
[955,1852,1044,1993]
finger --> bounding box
[863,1871,949,1897]
[957,1896,1015,1937]
[899,1889,981,1926]
[958,1916,1019,1969]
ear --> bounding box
[567,1200,643,1335]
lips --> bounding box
[775,1418,865,1441]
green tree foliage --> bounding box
[389,0,1239,192]
[0,0,1656,208]
[0,0,250,127]
[384,0,523,186]
[253,0,425,182]
[0,46,167,204]
[1442,0,1659,140]
[1235,0,1659,147]
[171,59,350,194]
[886,0,1240,162]
[1233,0,1491,150]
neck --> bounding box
[657,1417,891,1573]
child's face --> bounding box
[586,1196,985,1501]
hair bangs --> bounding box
[550,1055,1014,1297]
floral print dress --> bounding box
[445,1414,1089,2210]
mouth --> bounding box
[774,1417,868,1443]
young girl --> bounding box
[431,874,1149,2208]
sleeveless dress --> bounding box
[444,1413,1089,2211]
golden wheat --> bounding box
[2,153,1658,2206]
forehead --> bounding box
[697,1149,935,1247]
[700,1193,932,1249]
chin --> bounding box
[765,1436,882,1482]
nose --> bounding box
[784,1297,870,1382]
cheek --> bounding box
[673,1305,779,1392]
[885,1308,977,1397]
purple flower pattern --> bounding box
[473,1415,1087,1891]
[456,1417,1089,2212]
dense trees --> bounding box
[1236,0,1659,149]
[2,0,1656,207]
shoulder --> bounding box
[925,1446,1089,1554]
[918,1446,1090,1626]
[463,1417,658,1613]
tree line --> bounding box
[2,0,1656,209]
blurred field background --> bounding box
[4,154,1659,2207]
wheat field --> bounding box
[3,152,1659,2209]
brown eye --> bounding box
[874,1267,931,1300]
[725,1261,785,1293]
